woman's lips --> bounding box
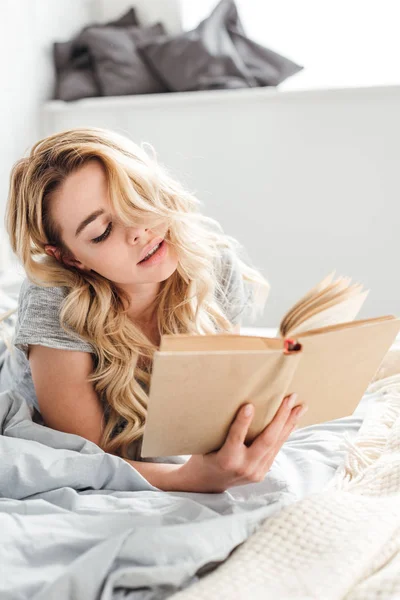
[137,239,167,267]
[137,237,164,263]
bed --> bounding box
[1,278,400,599]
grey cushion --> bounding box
[229,26,303,86]
[53,7,139,102]
[83,23,167,97]
[138,0,303,92]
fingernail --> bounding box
[297,404,309,417]
[244,404,253,417]
[288,393,298,408]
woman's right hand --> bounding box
[176,393,308,493]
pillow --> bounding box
[138,0,303,92]
[138,1,253,92]
[53,7,139,102]
[83,23,168,97]
[229,26,303,86]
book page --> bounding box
[279,271,336,335]
[284,285,366,337]
[286,290,369,336]
[281,279,356,337]
[279,273,369,338]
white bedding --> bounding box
[0,385,367,599]
[173,374,400,600]
[0,288,397,597]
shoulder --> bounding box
[15,277,94,356]
[19,277,67,303]
[18,276,71,325]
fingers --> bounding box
[213,397,308,488]
[223,403,254,450]
[220,395,307,467]
[249,393,296,454]
[257,403,308,475]
[249,393,308,458]
[274,403,308,450]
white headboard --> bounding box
[96,0,183,34]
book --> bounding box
[141,272,400,457]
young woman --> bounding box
[0,127,307,493]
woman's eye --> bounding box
[91,222,112,244]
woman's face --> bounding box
[45,159,179,287]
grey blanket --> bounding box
[0,389,363,599]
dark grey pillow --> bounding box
[83,23,167,97]
[53,7,139,102]
[229,26,303,86]
[138,0,303,92]
[138,1,253,92]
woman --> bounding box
[0,127,307,493]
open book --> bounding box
[142,272,400,457]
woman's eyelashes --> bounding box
[91,222,113,244]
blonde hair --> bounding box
[4,127,269,457]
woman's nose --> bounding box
[126,227,149,244]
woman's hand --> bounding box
[177,393,308,493]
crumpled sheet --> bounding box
[0,386,364,599]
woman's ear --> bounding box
[44,244,87,271]
[44,245,62,262]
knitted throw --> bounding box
[173,374,400,600]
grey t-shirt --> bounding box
[0,247,251,419]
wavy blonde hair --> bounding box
[4,127,269,457]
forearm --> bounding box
[122,456,227,493]
[122,457,190,491]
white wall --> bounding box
[41,84,400,327]
[0,0,97,247]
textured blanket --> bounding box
[0,384,364,600]
[171,374,400,599]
